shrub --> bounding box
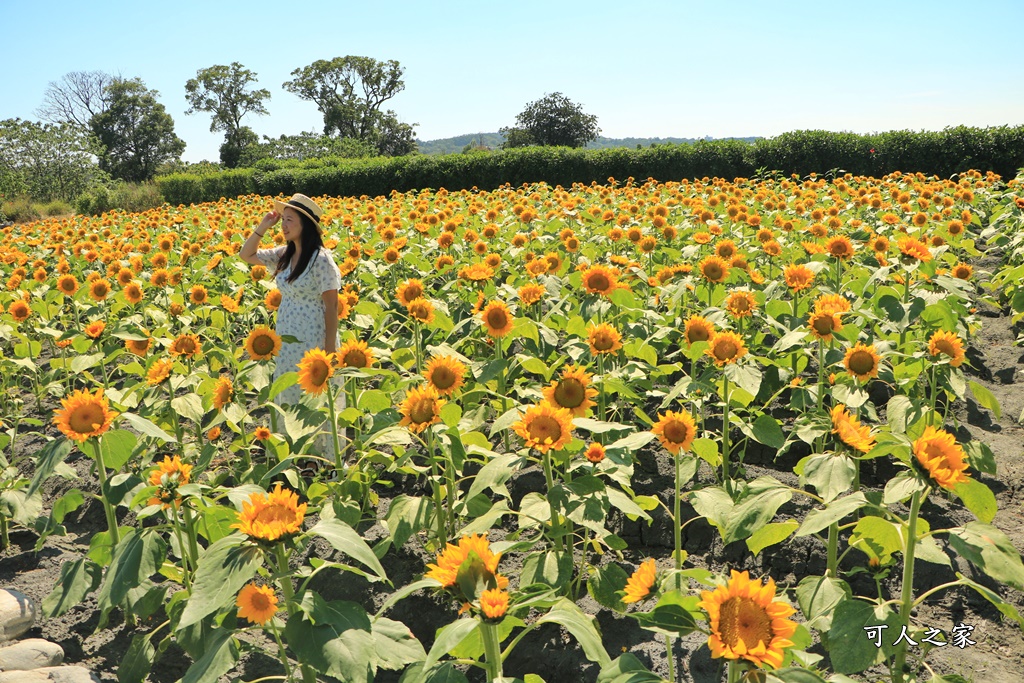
[0,195,42,223]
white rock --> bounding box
[0,667,100,683]
[0,639,64,671]
[0,591,35,643]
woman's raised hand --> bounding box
[257,211,281,232]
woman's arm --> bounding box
[239,211,280,265]
[323,290,339,355]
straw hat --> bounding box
[273,193,323,227]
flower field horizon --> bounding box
[2,168,1024,683]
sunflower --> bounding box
[480,300,514,337]
[928,330,965,367]
[844,342,880,382]
[830,404,876,453]
[123,282,144,304]
[53,388,118,443]
[254,426,272,441]
[207,426,222,440]
[245,326,281,360]
[8,300,31,322]
[707,331,747,366]
[89,278,111,301]
[232,482,307,542]
[297,348,334,395]
[479,588,509,620]
[825,235,855,260]
[189,285,208,305]
[236,583,278,625]
[264,289,282,311]
[125,335,152,357]
[459,263,495,282]
[814,294,851,315]
[587,323,623,356]
[622,559,658,604]
[147,358,174,386]
[951,263,973,280]
[513,401,575,453]
[407,297,435,324]
[913,426,970,490]
[897,236,932,263]
[84,321,105,339]
[426,534,508,592]
[169,333,201,358]
[725,290,757,318]
[651,410,698,454]
[424,355,467,396]
[808,311,842,341]
[212,377,233,410]
[584,442,606,463]
[542,365,598,417]
[699,255,730,283]
[57,274,79,296]
[396,278,425,307]
[148,455,192,506]
[399,384,445,433]
[581,265,619,296]
[684,315,716,346]
[518,283,546,306]
[698,570,798,670]
[338,339,375,368]
[783,264,814,291]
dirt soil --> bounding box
[3,294,1023,683]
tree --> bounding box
[0,118,102,201]
[89,78,185,182]
[500,92,601,149]
[36,70,118,128]
[282,56,417,156]
[184,62,271,167]
[237,131,376,166]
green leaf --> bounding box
[849,516,902,564]
[537,598,611,668]
[767,669,829,683]
[948,522,1024,591]
[724,362,761,397]
[171,393,205,424]
[521,550,573,590]
[97,529,167,611]
[629,603,697,637]
[606,430,656,450]
[954,479,997,523]
[359,389,392,413]
[968,380,1001,419]
[180,628,239,683]
[26,438,73,498]
[721,485,792,545]
[751,413,785,449]
[448,616,524,659]
[795,493,868,537]
[574,418,634,434]
[795,575,850,632]
[120,412,175,443]
[955,573,1024,629]
[286,596,375,683]
[465,453,519,502]
[385,495,434,549]
[422,619,480,673]
[747,521,799,556]
[99,429,137,473]
[118,632,156,683]
[440,402,462,428]
[177,535,263,629]
[596,654,661,683]
[827,599,896,674]
[692,437,721,467]
[371,616,426,671]
[309,517,388,581]
[399,662,469,683]
[883,471,926,504]
[518,355,548,376]
[489,406,522,438]
[587,563,628,612]
[801,453,857,503]
[42,558,101,617]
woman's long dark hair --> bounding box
[273,210,324,283]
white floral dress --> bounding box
[256,245,345,455]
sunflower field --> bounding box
[2,169,1024,683]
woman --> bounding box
[239,193,344,463]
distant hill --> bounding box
[415,133,761,155]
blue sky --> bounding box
[4,0,1022,162]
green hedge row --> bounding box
[157,126,1024,206]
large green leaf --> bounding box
[747,521,799,556]
[766,669,829,683]
[97,529,167,611]
[99,429,138,472]
[286,596,375,683]
[795,493,868,537]
[118,632,156,683]
[42,557,101,617]
[953,479,997,524]
[827,599,899,674]
[596,654,662,683]
[399,662,469,683]
[180,627,239,683]
[588,563,628,612]
[948,522,1024,591]
[422,619,479,673]
[309,517,388,581]
[521,550,574,590]
[795,575,850,631]
[802,453,857,503]
[385,495,434,549]
[968,380,1001,419]
[628,602,697,637]
[177,535,263,629]
[537,598,611,668]
[849,516,902,564]
[751,413,786,449]
[955,573,1024,630]
[120,412,175,443]
[26,438,73,498]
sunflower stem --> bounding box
[928,362,940,416]
[495,336,508,452]
[542,450,563,552]
[89,437,120,546]
[721,374,732,497]
[827,521,839,578]
[892,487,924,683]
[673,450,684,590]
[598,354,607,423]
[327,379,342,472]
[480,620,504,682]
[0,515,8,551]
[274,544,316,683]
[430,457,447,547]
[268,619,295,683]
[170,500,193,589]
[816,340,826,414]
[665,634,676,682]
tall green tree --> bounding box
[89,78,185,182]
[0,118,102,202]
[282,56,416,156]
[184,62,271,167]
[500,92,601,149]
